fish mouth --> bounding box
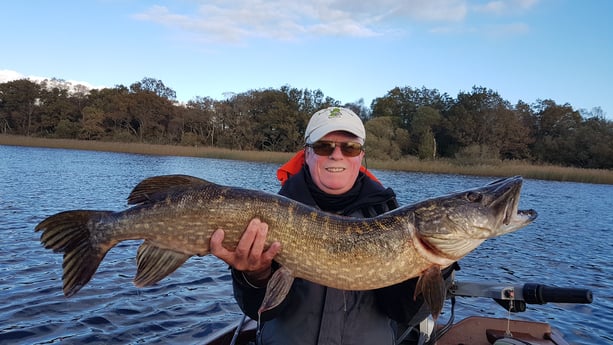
[485,176,537,230]
[500,208,538,233]
[414,176,537,263]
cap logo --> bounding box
[328,107,342,118]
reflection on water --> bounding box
[1,145,611,344]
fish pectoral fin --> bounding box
[414,266,446,322]
[258,266,294,316]
[127,174,212,205]
[133,241,191,287]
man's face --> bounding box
[305,131,364,195]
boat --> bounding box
[201,278,593,345]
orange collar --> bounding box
[276,150,381,186]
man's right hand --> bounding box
[210,218,282,285]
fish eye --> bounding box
[466,192,482,202]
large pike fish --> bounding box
[35,175,536,320]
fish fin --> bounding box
[35,210,114,297]
[133,241,191,287]
[258,266,294,316]
[127,174,213,205]
[414,266,446,322]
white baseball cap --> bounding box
[304,107,366,144]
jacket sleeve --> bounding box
[231,268,266,320]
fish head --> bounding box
[412,176,537,265]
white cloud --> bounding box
[0,69,30,83]
[0,69,104,91]
[489,22,530,35]
[131,0,542,43]
[474,0,539,15]
[515,0,539,10]
[390,0,468,21]
[132,0,473,43]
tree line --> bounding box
[1,77,611,169]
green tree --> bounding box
[444,86,531,160]
[574,114,613,169]
[364,116,410,160]
[87,86,138,141]
[372,86,450,128]
[417,128,436,160]
[0,79,42,135]
[215,94,256,150]
[371,86,451,156]
[130,77,177,101]
[245,88,296,151]
[36,86,81,137]
[532,99,582,165]
[127,84,177,143]
[54,119,80,138]
[412,106,442,158]
[184,96,218,146]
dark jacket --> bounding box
[232,167,436,345]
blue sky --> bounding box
[2,1,611,119]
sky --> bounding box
[1,0,612,119]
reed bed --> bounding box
[369,156,613,185]
[0,135,294,163]
[3,135,612,185]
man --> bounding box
[211,107,447,344]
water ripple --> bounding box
[1,145,610,345]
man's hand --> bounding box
[210,218,281,285]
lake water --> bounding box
[1,145,611,344]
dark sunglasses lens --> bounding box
[311,141,362,157]
[341,142,363,157]
[312,141,335,156]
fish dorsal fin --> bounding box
[133,241,191,287]
[128,174,212,205]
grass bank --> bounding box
[2,134,612,185]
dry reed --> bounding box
[2,134,612,185]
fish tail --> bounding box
[35,210,114,297]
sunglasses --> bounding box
[305,140,364,157]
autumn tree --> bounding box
[131,77,177,101]
[128,80,177,143]
[572,110,613,168]
[245,89,300,152]
[444,86,533,160]
[0,79,42,135]
[86,86,136,141]
[183,96,219,146]
[372,87,450,126]
[532,99,582,165]
[365,116,410,160]
[79,106,106,140]
[412,106,442,159]
[214,94,256,150]
[37,86,80,137]
[2,77,611,169]
[371,86,451,156]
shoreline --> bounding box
[2,134,612,185]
